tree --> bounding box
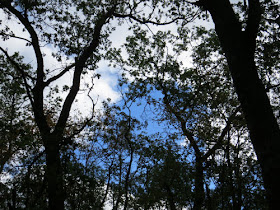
[0,53,32,174]
[193,0,280,207]
[208,127,267,209]
[131,136,193,209]
[0,53,47,209]
[120,25,241,209]
[1,0,195,208]
[1,0,278,208]
[118,1,277,207]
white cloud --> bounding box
[72,64,121,116]
[0,16,38,75]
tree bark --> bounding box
[197,0,280,208]
[164,183,177,210]
[123,149,133,210]
[205,182,213,210]
[43,134,64,210]
[194,157,204,210]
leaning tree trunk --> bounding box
[197,0,280,208]
[225,39,280,209]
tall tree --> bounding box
[0,53,46,209]
[0,53,31,174]
[1,0,194,208]
[121,25,241,209]
[193,0,280,207]
[1,0,277,208]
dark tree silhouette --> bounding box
[195,0,280,208]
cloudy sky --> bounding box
[0,10,128,119]
[0,0,244,117]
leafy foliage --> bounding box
[1,0,278,209]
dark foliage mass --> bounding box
[0,0,279,209]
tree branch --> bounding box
[203,106,241,161]
[0,47,34,106]
[113,12,185,25]
[1,1,51,134]
[61,114,95,147]
[157,77,201,156]
[44,63,75,87]
[264,16,280,27]
[196,0,242,57]
[2,2,44,84]
[0,31,32,44]
[180,120,201,156]
[245,0,261,55]
[265,83,280,92]
[53,6,117,135]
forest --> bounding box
[0,0,279,209]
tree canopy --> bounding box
[0,0,279,209]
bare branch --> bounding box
[180,120,201,156]
[113,12,185,26]
[100,161,114,207]
[0,32,32,43]
[44,63,75,87]
[27,150,45,169]
[61,113,95,147]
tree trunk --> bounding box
[226,131,238,210]
[43,134,64,210]
[164,183,176,210]
[227,43,280,209]
[205,182,213,210]
[197,0,280,208]
[194,157,204,210]
[123,150,133,210]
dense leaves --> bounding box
[1,0,278,209]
